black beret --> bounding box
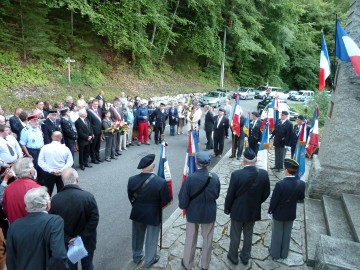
[60,108,68,115]
[281,111,289,116]
[160,103,166,106]
[196,151,211,165]
[284,158,299,169]
[49,109,58,114]
[218,108,225,112]
[298,115,305,121]
[137,154,155,169]
[243,148,256,161]
[252,111,260,117]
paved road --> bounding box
[73,99,258,269]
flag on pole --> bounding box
[265,81,269,93]
[335,20,360,77]
[294,121,307,179]
[243,112,250,137]
[306,105,320,157]
[256,121,270,170]
[267,98,278,130]
[158,140,173,208]
[181,130,199,216]
[231,95,242,136]
[319,31,331,90]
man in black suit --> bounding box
[224,148,270,266]
[60,108,77,158]
[50,168,99,270]
[128,154,172,267]
[42,109,62,145]
[248,112,262,154]
[203,105,214,150]
[6,187,68,270]
[75,109,93,170]
[213,108,229,157]
[271,111,293,172]
[290,115,311,158]
[151,103,168,145]
[87,99,103,163]
[230,111,246,160]
[9,108,24,141]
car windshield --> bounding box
[205,92,219,97]
[239,89,248,92]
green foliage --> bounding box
[306,91,331,127]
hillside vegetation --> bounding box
[0,0,348,111]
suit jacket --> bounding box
[213,115,229,137]
[290,124,311,149]
[128,173,171,226]
[50,185,99,253]
[75,118,93,146]
[224,166,270,222]
[7,212,68,270]
[110,106,122,121]
[248,118,262,144]
[204,111,214,132]
[268,177,305,221]
[9,116,24,141]
[272,119,293,147]
[178,168,220,224]
[87,108,102,135]
[42,118,62,145]
[60,117,77,147]
[151,109,168,127]
[168,107,178,125]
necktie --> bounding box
[4,138,15,156]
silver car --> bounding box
[200,91,227,107]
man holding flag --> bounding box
[230,95,246,160]
[248,112,262,154]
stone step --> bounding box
[342,193,360,242]
[322,196,354,241]
[304,198,327,267]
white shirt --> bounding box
[38,141,73,173]
[217,116,223,128]
[5,135,23,158]
[0,137,18,164]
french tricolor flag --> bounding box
[335,20,360,77]
[318,32,331,90]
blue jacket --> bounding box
[135,106,149,123]
[178,168,220,224]
[268,177,305,221]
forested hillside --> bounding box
[0,0,349,106]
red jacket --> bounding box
[3,178,40,224]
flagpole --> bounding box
[333,14,338,90]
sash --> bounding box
[88,109,102,124]
[110,106,122,121]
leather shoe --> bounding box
[79,165,85,171]
[229,156,235,158]
[227,254,238,265]
[96,159,103,163]
[181,259,189,269]
[84,164,92,168]
[91,160,99,164]
[115,152,120,156]
[105,158,111,162]
[110,157,118,160]
[146,255,160,268]
[240,254,249,266]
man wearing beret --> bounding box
[42,109,62,145]
[290,115,310,158]
[179,151,220,270]
[248,112,262,155]
[213,108,230,157]
[128,154,172,268]
[270,111,293,172]
[224,148,270,266]
[268,159,305,260]
[151,103,168,145]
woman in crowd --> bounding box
[101,110,117,162]
[77,94,87,109]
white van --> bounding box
[256,86,283,99]
[292,90,314,101]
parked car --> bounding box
[236,87,255,100]
[200,90,227,107]
[214,89,233,99]
[291,90,314,101]
[255,86,283,99]
[287,90,299,99]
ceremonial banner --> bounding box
[231,96,241,136]
[243,112,250,137]
[306,105,320,157]
[158,140,173,208]
[319,32,331,90]
[267,98,277,130]
[256,121,269,170]
[294,122,307,180]
[181,130,199,216]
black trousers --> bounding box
[205,131,213,150]
[249,141,259,155]
[90,134,101,161]
[154,124,165,143]
[42,171,64,196]
[274,146,286,169]
[79,143,90,166]
[231,133,245,158]
[213,135,225,155]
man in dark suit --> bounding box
[224,148,270,266]
[60,108,77,158]
[290,115,311,158]
[110,98,122,156]
[168,102,178,136]
[151,103,168,145]
[128,154,172,268]
[271,111,293,172]
[87,99,103,163]
[230,111,246,160]
[42,110,62,145]
[6,187,68,270]
[248,112,262,154]
[50,168,99,270]
[213,108,229,157]
[9,108,24,141]
[203,105,214,150]
[75,109,93,170]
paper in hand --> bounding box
[67,236,88,264]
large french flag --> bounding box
[306,105,320,157]
[318,32,331,90]
[267,98,278,131]
[158,140,173,208]
[335,20,360,77]
[231,95,242,136]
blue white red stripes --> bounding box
[319,32,331,90]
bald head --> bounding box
[51,131,63,142]
[62,168,79,185]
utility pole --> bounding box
[65,57,76,84]
[220,27,227,89]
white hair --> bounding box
[66,96,73,102]
[24,187,50,213]
[79,108,87,116]
[13,157,34,178]
[62,168,78,185]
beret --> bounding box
[281,111,289,115]
[196,151,211,165]
[298,115,305,121]
[284,158,299,169]
[49,109,58,114]
[160,103,166,106]
[137,154,155,169]
[27,114,38,121]
[251,111,260,117]
[218,108,225,112]
[243,147,256,161]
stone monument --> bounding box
[307,0,360,199]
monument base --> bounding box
[307,155,360,199]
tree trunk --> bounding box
[19,0,26,61]
[150,24,157,45]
